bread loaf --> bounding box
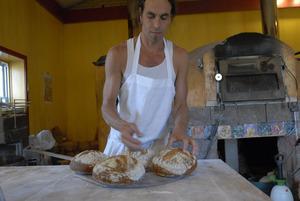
[92,155,145,185]
[152,148,197,177]
[121,149,155,171]
[70,150,108,174]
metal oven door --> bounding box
[217,55,286,103]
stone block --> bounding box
[266,102,293,122]
[211,105,238,125]
[238,104,266,124]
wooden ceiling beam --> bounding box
[37,0,263,24]
[65,6,127,23]
[36,0,66,23]
[177,0,261,15]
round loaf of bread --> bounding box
[70,150,108,174]
[121,149,155,171]
[92,155,145,185]
[152,148,197,177]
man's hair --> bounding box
[138,0,177,17]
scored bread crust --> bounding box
[152,148,197,177]
[121,149,155,171]
[70,150,108,174]
[92,155,145,185]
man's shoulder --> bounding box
[170,42,189,74]
[108,41,127,56]
[105,41,128,70]
[172,43,188,58]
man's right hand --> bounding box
[120,123,143,150]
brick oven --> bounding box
[183,9,300,197]
[180,29,300,198]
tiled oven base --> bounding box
[187,121,297,139]
[169,102,299,139]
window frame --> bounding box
[0,61,10,103]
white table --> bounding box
[0,159,272,201]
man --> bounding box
[101,0,199,156]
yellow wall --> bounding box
[63,20,128,141]
[166,8,300,53]
[0,0,67,135]
[277,7,300,51]
[166,10,262,52]
[1,0,300,142]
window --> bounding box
[0,61,10,103]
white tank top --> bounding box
[123,38,176,83]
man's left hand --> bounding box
[165,130,199,156]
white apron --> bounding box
[104,35,175,156]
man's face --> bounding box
[140,0,172,43]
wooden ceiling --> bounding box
[36,0,265,24]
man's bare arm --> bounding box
[165,45,199,156]
[101,44,143,150]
